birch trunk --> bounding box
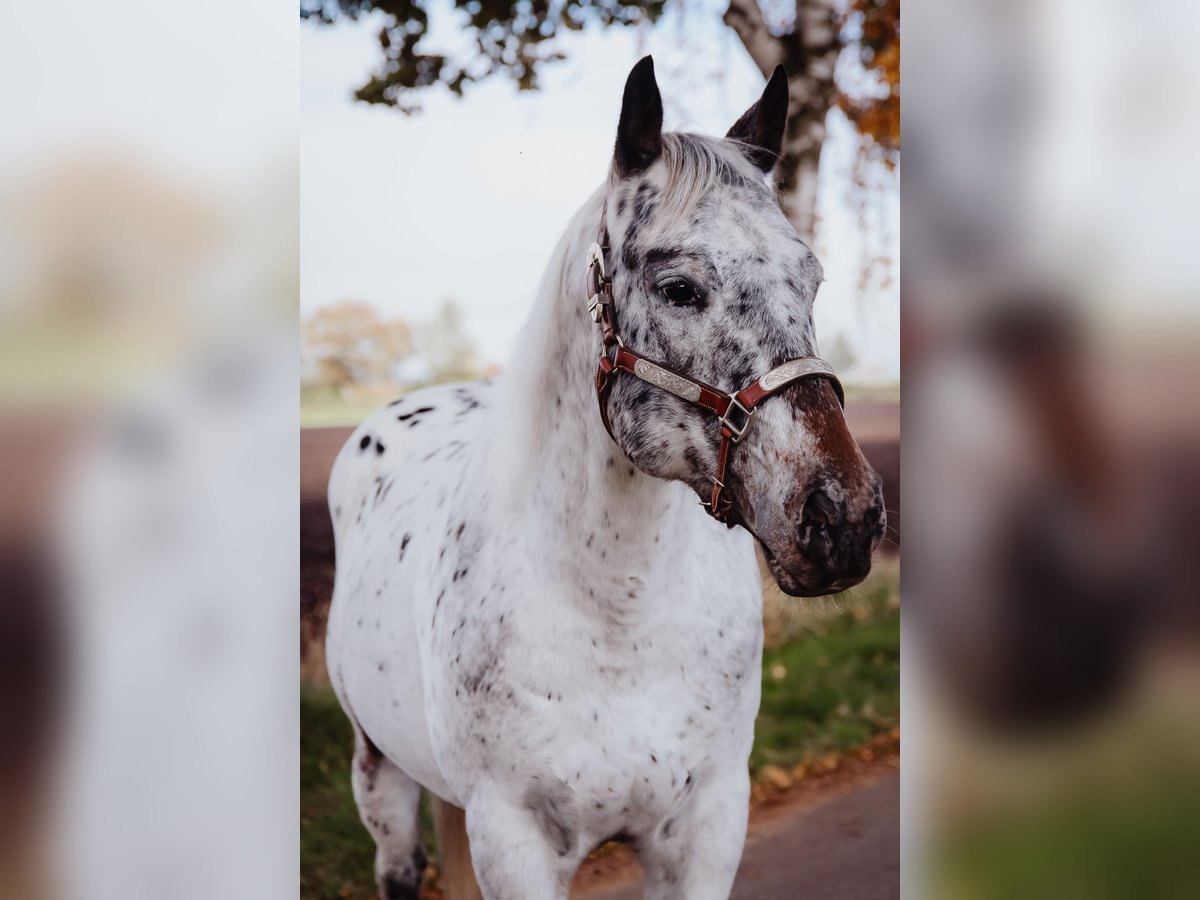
[723,0,841,242]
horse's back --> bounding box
[326,379,496,803]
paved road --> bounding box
[583,772,900,900]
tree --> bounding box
[823,331,857,372]
[302,299,413,395]
[416,298,481,384]
[724,0,899,237]
[300,0,666,110]
[302,0,898,241]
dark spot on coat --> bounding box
[356,730,384,792]
[396,406,435,422]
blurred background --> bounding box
[298,0,899,422]
[904,0,1200,897]
[298,0,900,897]
[8,0,1196,898]
[0,2,298,898]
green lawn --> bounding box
[753,568,901,772]
[300,401,390,429]
[301,564,900,898]
[301,684,442,899]
[300,684,378,899]
[931,751,1200,900]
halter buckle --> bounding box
[585,242,611,323]
[720,397,755,443]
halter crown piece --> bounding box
[586,202,845,525]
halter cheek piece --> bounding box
[586,203,845,525]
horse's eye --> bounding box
[658,278,699,307]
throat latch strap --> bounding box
[585,213,844,524]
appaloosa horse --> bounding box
[326,57,885,899]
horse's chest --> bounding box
[428,570,762,835]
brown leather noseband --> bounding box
[586,205,845,525]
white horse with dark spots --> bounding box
[326,57,885,899]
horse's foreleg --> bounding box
[351,729,428,900]
[463,791,576,900]
[638,767,750,900]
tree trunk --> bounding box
[723,0,841,242]
[776,91,828,242]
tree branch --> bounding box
[723,0,785,77]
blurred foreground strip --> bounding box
[905,0,1200,896]
[0,2,298,897]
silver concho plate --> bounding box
[759,358,835,393]
[633,358,702,402]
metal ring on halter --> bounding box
[719,396,755,444]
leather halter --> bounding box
[586,202,845,524]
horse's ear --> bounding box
[614,56,663,178]
[726,65,789,173]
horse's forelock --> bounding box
[634,132,773,229]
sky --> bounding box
[0,1,296,184]
[300,5,900,380]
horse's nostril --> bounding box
[797,487,844,555]
[803,487,842,527]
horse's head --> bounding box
[597,57,885,596]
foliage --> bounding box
[838,0,900,165]
[300,0,666,112]
[823,331,858,373]
[301,299,413,396]
[415,298,481,385]
[302,0,898,164]
[301,298,485,414]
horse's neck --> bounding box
[485,188,699,590]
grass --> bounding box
[753,565,901,773]
[300,401,390,429]
[300,683,377,899]
[300,684,441,899]
[300,564,900,898]
[931,756,1200,900]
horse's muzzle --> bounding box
[762,472,886,596]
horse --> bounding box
[325,56,885,900]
